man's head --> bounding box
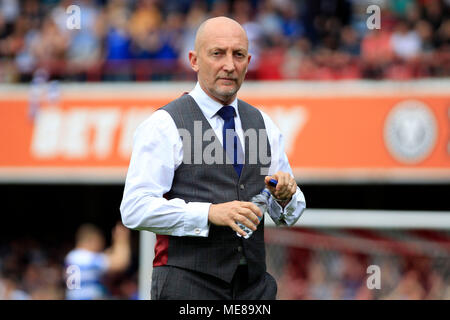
[189,17,251,105]
[75,224,105,252]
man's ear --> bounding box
[189,51,199,72]
[244,53,252,74]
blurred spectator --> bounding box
[0,238,64,300]
[338,252,369,299]
[390,19,422,60]
[129,0,162,59]
[0,0,449,81]
[279,0,305,43]
[306,255,334,299]
[0,0,19,27]
[416,19,435,52]
[29,17,69,72]
[178,1,207,71]
[233,0,263,72]
[156,12,184,61]
[436,17,450,47]
[0,226,137,300]
[105,5,131,60]
[274,247,450,300]
[361,28,394,65]
[210,0,229,17]
[389,0,417,18]
[64,222,130,300]
[360,28,394,79]
[129,0,162,37]
[383,270,426,299]
[1,232,448,300]
[276,248,310,299]
[4,17,35,80]
[60,0,104,80]
[421,0,447,31]
[257,0,284,38]
[281,37,311,79]
[339,26,361,56]
[0,273,30,300]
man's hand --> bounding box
[208,201,263,237]
[265,172,297,203]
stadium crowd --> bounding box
[1,237,448,299]
[1,0,449,301]
[0,237,139,300]
[272,247,450,300]
[0,0,449,82]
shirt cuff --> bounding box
[268,189,302,226]
[183,202,211,237]
[268,197,285,226]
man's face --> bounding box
[190,24,251,105]
[91,234,105,252]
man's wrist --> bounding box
[275,197,291,208]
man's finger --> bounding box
[277,173,289,194]
[291,181,297,194]
[230,221,248,237]
[236,207,260,226]
[234,210,258,229]
[274,173,283,192]
[235,214,257,231]
[241,201,263,217]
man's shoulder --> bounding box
[159,93,194,112]
[237,98,255,108]
[65,248,107,265]
[238,99,280,133]
[237,99,265,118]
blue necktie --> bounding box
[217,106,243,177]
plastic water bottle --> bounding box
[236,179,277,239]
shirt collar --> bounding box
[189,82,238,119]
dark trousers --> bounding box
[151,265,277,300]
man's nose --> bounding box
[222,53,235,73]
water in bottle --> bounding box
[236,179,277,239]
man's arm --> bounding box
[104,223,131,272]
[120,110,211,237]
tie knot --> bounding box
[217,106,236,121]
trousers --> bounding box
[151,265,277,300]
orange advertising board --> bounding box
[0,82,449,182]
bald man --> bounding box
[121,17,306,300]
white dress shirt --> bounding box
[120,82,306,237]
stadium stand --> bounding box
[0,0,449,300]
[0,0,449,82]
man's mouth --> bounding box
[218,77,237,82]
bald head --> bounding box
[194,17,249,52]
[189,16,251,105]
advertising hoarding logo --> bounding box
[384,100,437,164]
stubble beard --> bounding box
[211,81,240,104]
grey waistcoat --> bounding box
[159,94,271,283]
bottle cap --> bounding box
[268,179,278,187]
